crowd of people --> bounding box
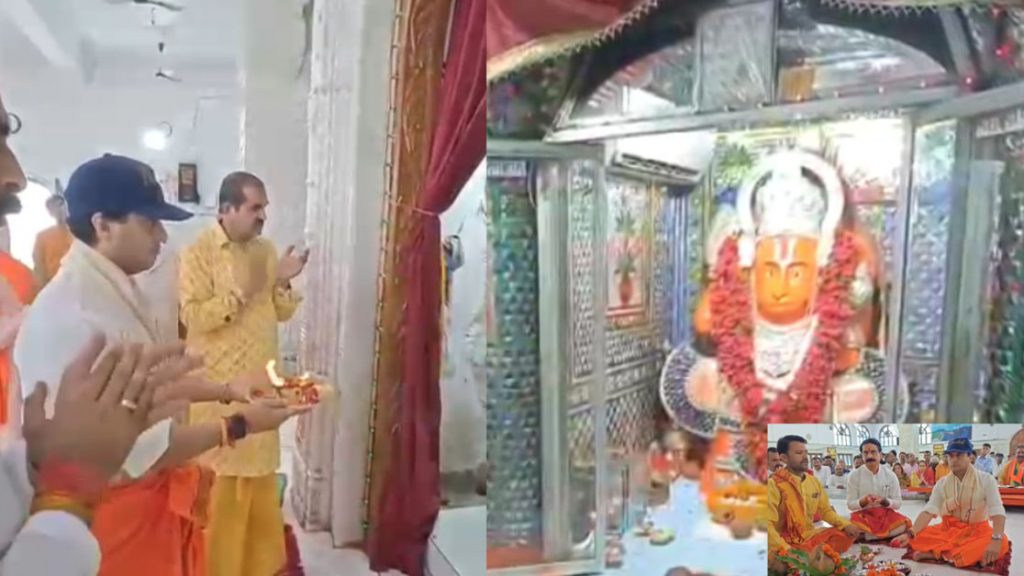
[0,88,314,576]
[767,440,1024,491]
[767,434,1016,574]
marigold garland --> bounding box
[710,232,858,425]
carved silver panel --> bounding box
[486,166,543,547]
[571,162,598,380]
[698,1,776,111]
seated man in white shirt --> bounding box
[891,438,1010,570]
[846,438,910,541]
[811,456,832,488]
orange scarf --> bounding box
[774,468,812,545]
[0,252,35,426]
[1004,460,1024,485]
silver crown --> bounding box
[754,168,826,238]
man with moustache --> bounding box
[767,435,863,561]
[892,438,1010,570]
[1000,446,1024,486]
[846,438,911,541]
[180,171,308,576]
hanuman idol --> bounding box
[659,151,904,521]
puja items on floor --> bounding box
[261,360,334,406]
[775,543,858,576]
[706,478,768,539]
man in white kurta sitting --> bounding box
[891,438,1010,570]
[846,438,910,541]
[13,154,310,576]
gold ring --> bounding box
[120,398,138,411]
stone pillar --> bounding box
[296,0,397,545]
[240,0,310,360]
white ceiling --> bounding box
[0,0,246,79]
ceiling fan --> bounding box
[155,69,183,82]
[104,0,184,11]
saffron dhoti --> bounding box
[91,465,212,576]
[910,515,1010,568]
[851,507,911,539]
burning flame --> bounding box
[266,360,286,388]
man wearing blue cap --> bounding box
[0,92,211,576]
[891,437,1010,569]
[12,154,313,576]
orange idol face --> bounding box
[752,236,818,325]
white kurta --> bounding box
[0,440,100,575]
[13,240,172,478]
[925,468,1006,523]
[847,463,902,511]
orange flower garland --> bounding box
[710,232,858,424]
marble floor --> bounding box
[278,419,485,576]
[829,496,1024,575]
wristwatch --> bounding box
[225,413,249,443]
[992,533,1004,541]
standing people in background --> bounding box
[32,195,72,289]
[994,453,1005,480]
[970,450,978,466]
[854,455,864,469]
[180,171,309,576]
[975,443,995,475]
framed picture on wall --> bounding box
[178,163,199,204]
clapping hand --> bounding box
[23,336,194,485]
[276,245,309,285]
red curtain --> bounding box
[368,0,486,574]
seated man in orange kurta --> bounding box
[1000,446,1024,487]
[891,438,1010,570]
[768,435,863,562]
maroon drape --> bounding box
[368,0,486,574]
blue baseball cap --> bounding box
[946,437,974,454]
[65,154,192,224]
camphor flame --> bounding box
[266,360,286,388]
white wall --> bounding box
[439,161,486,473]
[1,64,240,250]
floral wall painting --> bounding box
[607,178,651,320]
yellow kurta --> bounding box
[180,223,302,476]
[179,223,302,576]
[768,469,852,554]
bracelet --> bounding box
[32,491,94,527]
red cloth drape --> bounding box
[367,0,486,574]
[487,0,625,59]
